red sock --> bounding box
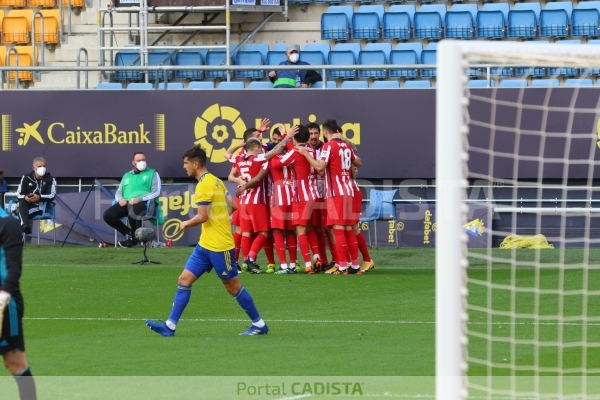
[316,229,328,264]
[263,237,276,264]
[333,229,348,268]
[273,232,287,265]
[356,231,371,262]
[298,233,312,264]
[249,234,267,261]
[326,232,338,263]
[286,233,297,263]
[345,229,359,267]
[307,230,320,259]
[233,232,242,261]
[241,235,252,260]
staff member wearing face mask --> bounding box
[103,152,161,248]
[16,157,56,235]
[269,44,322,88]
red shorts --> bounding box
[240,203,270,232]
[349,189,362,225]
[326,195,353,227]
[292,200,318,227]
[311,199,325,227]
[270,204,293,231]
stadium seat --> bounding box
[530,79,560,87]
[396,42,423,59]
[248,81,273,89]
[303,43,331,61]
[421,48,436,78]
[175,51,204,81]
[372,80,400,88]
[299,50,326,66]
[467,80,495,88]
[572,1,600,38]
[115,51,142,81]
[188,81,215,89]
[414,4,446,40]
[404,80,432,88]
[205,50,232,80]
[477,3,510,39]
[340,81,369,88]
[242,44,269,62]
[383,5,416,41]
[267,51,287,67]
[147,51,174,81]
[359,43,391,79]
[321,6,354,41]
[3,10,33,44]
[445,4,478,39]
[218,81,245,89]
[158,82,184,89]
[352,5,385,41]
[28,0,56,7]
[548,40,580,77]
[236,50,265,80]
[328,43,361,79]
[540,2,573,39]
[96,82,123,90]
[7,46,34,82]
[127,83,153,89]
[491,67,514,78]
[0,46,6,67]
[272,44,288,52]
[564,79,594,87]
[499,79,528,88]
[581,39,600,76]
[390,50,418,79]
[33,10,59,44]
[508,2,541,39]
[62,0,84,8]
[311,81,338,88]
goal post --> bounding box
[436,40,600,400]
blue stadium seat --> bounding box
[248,81,273,89]
[477,3,510,39]
[390,49,418,79]
[188,81,215,89]
[549,40,580,77]
[414,4,446,40]
[421,48,436,78]
[499,79,528,88]
[328,43,361,79]
[491,67,514,78]
[321,6,354,41]
[467,80,495,88]
[540,2,573,38]
[564,79,594,87]
[311,81,338,88]
[218,81,245,89]
[508,2,541,39]
[175,51,204,81]
[530,79,560,87]
[383,5,416,40]
[236,51,265,80]
[242,44,269,62]
[352,5,385,40]
[96,82,123,89]
[341,80,369,88]
[114,51,141,81]
[516,40,548,78]
[158,82,184,89]
[205,50,232,80]
[446,4,478,39]
[397,42,423,59]
[372,80,400,88]
[304,43,331,61]
[147,51,173,81]
[572,1,600,38]
[272,44,288,52]
[358,43,391,79]
[300,50,326,66]
[267,51,287,66]
[404,80,432,88]
[127,83,153,89]
[581,39,600,76]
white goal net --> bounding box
[436,41,600,400]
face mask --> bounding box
[289,53,299,63]
[36,167,46,177]
[136,161,147,171]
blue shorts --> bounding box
[184,244,239,280]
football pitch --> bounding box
[2,245,600,399]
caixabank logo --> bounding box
[1,114,166,151]
[193,104,362,164]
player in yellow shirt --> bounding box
[145,145,268,336]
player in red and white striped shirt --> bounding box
[297,120,362,275]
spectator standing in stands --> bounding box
[16,157,56,235]
[103,152,161,248]
[269,44,322,88]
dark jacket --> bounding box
[0,208,24,295]
[270,60,323,88]
[16,171,56,202]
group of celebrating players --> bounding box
[225,118,375,276]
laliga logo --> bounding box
[195,104,246,163]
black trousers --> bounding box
[103,202,148,237]
[18,199,42,227]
